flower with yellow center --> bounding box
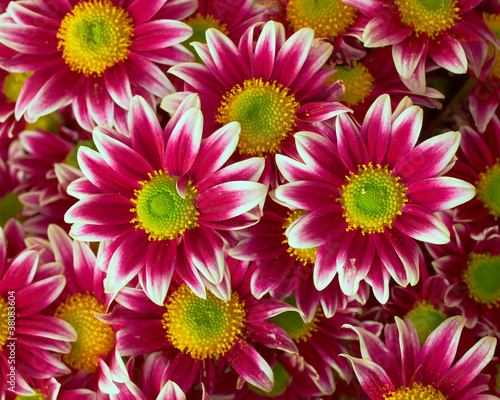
[269,306,320,343]
[15,390,48,400]
[384,382,446,400]
[476,162,500,219]
[406,300,447,345]
[332,62,375,106]
[394,0,460,39]
[483,13,500,78]
[282,209,317,265]
[286,0,358,40]
[463,253,500,308]
[3,72,34,102]
[130,170,199,241]
[162,284,246,360]
[183,13,228,62]
[340,163,408,234]
[54,293,115,373]
[57,0,134,76]
[216,78,300,156]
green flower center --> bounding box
[0,193,23,227]
[463,253,500,308]
[3,72,34,102]
[162,284,246,359]
[57,0,134,76]
[339,163,407,234]
[394,0,459,39]
[282,209,317,265]
[130,171,199,241]
[286,0,358,40]
[65,139,98,169]
[484,13,500,78]
[15,390,48,400]
[54,293,115,373]
[0,297,10,351]
[216,78,300,156]
[476,161,500,219]
[406,300,447,345]
[249,362,291,397]
[332,62,374,106]
[384,382,446,400]
[183,14,228,63]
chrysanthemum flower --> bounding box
[0,0,195,130]
[65,94,267,304]
[0,227,76,396]
[345,0,500,92]
[274,94,476,302]
[101,258,298,394]
[448,115,500,224]
[164,20,349,160]
[12,376,96,400]
[342,316,497,400]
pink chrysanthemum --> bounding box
[164,20,349,160]
[342,316,497,400]
[101,258,298,395]
[274,94,476,302]
[0,0,195,131]
[346,0,500,92]
[65,94,267,304]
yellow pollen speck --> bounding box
[57,0,134,76]
[216,78,300,156]
[384,382,446,400]
[339,163,407,234]
[54,293,115,373]
[286,0,357,40]
[162,285,246,360]
[282,209,317,265]
[394,0,459,39]
[130,170,199,241]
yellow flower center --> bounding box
[286,0,358,40]
[183,14,228,62]
[384,382,446,400]
[340,163,407,234]
[162,285,246,360]
[0,297,10,351]
[130,171,199,241]
[57,0,134,77]
[15,390,48,400]
[394,0,459,39]
[484,13,500,78]
[476,161,500,219]
[3,72,34,102]
[216,78,300,156]
[0,193,23,227]
[269,303,321,343]
[406,300,447,345]
[54,293,115,373]
[463,253,500,308]
[332,62,375,106]
[282,209,317,264]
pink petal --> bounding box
[392,34,428,79]
[363,15,413,47]
[428,31,467,74]
[104,62,132,109]
[395,204,450,244]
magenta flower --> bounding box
[274,94,476,302]
[101,258,298,394]
[342,316,497,400]
[65,94,267,304]
[346,0,500,92]
[0,0,195,131]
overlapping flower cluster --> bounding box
[0,0,499,398]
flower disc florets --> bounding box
[54,293,115,373]
[334,62,374,106]
[216,78,300,156]
[394,0,459,39]
[162,285,246,359]
[3,72,34,102]
[340,163,407,234]
[406,300,447,344]
[463,253,500,308]
[384,382,446,400]
[130,171,199,241]
[0,298,9,350]
[57,0,134,76]
[282,210,317,264]
[476,161,500,219]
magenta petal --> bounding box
[0,250,37,293]
[126,0,168,25]
[394,317,420,388]
[247,321,298,354]
[420,316,466,386]
[116,320,166,356]
[274,181,339,211]
[183,227,225,285]
[361,94,392,165]
[126,53,175,97]
[65,194,133,225]
[336,113,369,171]
[17,314,76,342]
[158,381,186,400]
[131,20,192,51]
[103,62,132,109]
[392,35,428,79]
[225,338,273,393]
[165,107,203,177]
[395,205,450,244]
[17,275,65,314]
[363,15,413,47]
[253,21,276,81]
[428,31,467,74]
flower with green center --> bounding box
[476,162,500,219]
[3,72,34,103]
[342,316,497,400]
[183,13,228,62]
[269,307,319,343]
[275,94,475,301]
[286,0,358,40]
[333,62,375,106]
[55,293,115,373]
[406,300,447,345]
[340,163,407,234]
[0,0,193,128]
[216,78,300,156]
[463,253,500,308]
[130,171,199,241]
[162,284,246,360]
